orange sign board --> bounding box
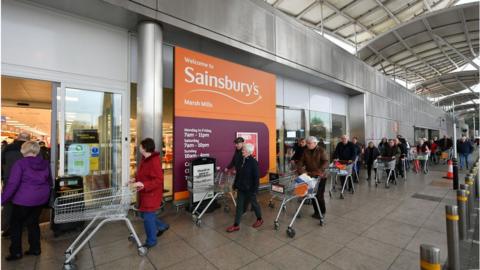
[174,47,276,201]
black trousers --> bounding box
[313,178,327,215]
[9,204,43,255]
[2,202,13,232]
[366,163,377,179]
[234,191,261,226]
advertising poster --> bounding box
[236,132,258,159]
[192,163,215,203]
[174,47,276,202]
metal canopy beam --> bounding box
[433,34,480,70]
[392,31,442,76]
[460,9,477,57]
[422,19,459,69]
[297,0,319,19]
[374,0,401,24]
[322,0,376,38]
[368,45,426,81]
[321,0,358,24]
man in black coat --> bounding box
[1,132,30,237]
[333,135,356,189]
[225,137,244,173]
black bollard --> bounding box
[452,158,459,190]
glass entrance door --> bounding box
[60,87,123,192]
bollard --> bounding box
[457,189,469,240]
[459,184,470,229]
[464,177,477,229]
[420,244,441,270]
[452,158,459,190]
[445,205,460,270]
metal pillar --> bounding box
[420,244,441,270]
[137,21,163,154]
[445,205,460,270]
[459,184,470,230]
[457,189,468,240]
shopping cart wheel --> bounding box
[192,214,198,223]
[319,219,324,226]
[224,206,230,213]
[286,227,296,238]
[128,233,135,242]
[274,221,279,230]
[268,201,274,208]
[138,247,148,256]
[63,263,76,270]
[194,218,202,226]
[339,194,344,199]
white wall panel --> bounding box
[2,0,128,83]
[309,86,331,113]
[283,78,309,109]
[329,92,348,116]
[276,77,284,106]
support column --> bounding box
[137,21,163,154]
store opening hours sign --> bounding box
[174,47,276,202]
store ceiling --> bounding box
[1,76,52,107]
[1,106,51,137]
[415,70,478,97]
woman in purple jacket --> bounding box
[1,141,52,261]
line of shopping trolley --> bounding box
[328,159,357,199]
[189,171,236,226]
[53,186,145,270]
[269,173,324,238]
[374,156,397,188]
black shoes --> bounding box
[156,225,170,237]
[2,230,11,238]
[5,253,22,261]
[311,213,321,220]
[25,250,41,256]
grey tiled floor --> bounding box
[2,161,477,270]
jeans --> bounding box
[459,153,470,169]
[10,204,42,255]
[234,191,262,226]
[140,212,169,246]
[312,178,327,215]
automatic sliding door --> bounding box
[63,88,122,192]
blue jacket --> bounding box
[233,156,259,193]
[457,140,473,154]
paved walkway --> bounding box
[1,161,477,270]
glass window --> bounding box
[284,108,306,171]
[310,111,331,154]
[331,114,347,156]
[64,88,122,192]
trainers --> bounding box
[252,219,264,228]
[226,225,240,233]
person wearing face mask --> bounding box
[226,143,263,232]
[297,136,329,219]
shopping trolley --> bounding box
[268,171,297,209]
[375,157,396,188]
[329,160,355,199]
[415,153,429,174]
[54,186,145,270]
[190,171,236,226]
[272,175,324,238]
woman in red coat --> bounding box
[131,138,168,248]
